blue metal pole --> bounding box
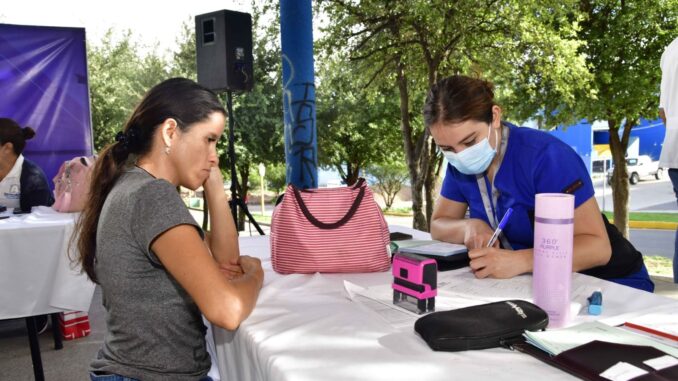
[280,0,318,189]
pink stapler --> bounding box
[392,252,437,314]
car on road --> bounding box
[607,155,663,185]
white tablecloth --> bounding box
[212,226,678,381]
[0,206,96,319]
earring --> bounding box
[164,146,171,155]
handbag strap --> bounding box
[292,178,366,229]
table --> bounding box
[212,226,678,381]
[0,206,96,381]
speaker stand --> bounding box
[225,91,264,235]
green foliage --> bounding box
[484,2,594,128]
[88,30,170,151]
[576,0,678,235]
[368,162,409,209]
[169,20,197,80]
[578,0,677,126]
[224,3,285,199]
[265,163,288,196]
[318,0,593,229]
[316,52,402,185]
[247,162,286,200]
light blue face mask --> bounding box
[442,124,497,175]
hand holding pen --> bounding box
[486,208,513,248]
[468,208,522,279]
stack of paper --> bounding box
[523,321,678,357]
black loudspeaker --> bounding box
[195,10,254,92]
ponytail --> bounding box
[75,143,129,283]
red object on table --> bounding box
[624,321,678,342]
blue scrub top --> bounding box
[440,122,595,250]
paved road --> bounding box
[630,229,675,259]
[593,176,677,212]
[591,176,676,259]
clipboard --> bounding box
[513,339,678,381]
[393,240,469,271]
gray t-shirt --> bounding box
[90,166,210,381]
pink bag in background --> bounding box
[52,156,95,213]
[270,178,391,274]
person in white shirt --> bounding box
[0,118,54,212]
[658,36,678,283]
[0,118,55,333]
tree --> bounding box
[368,162,409,209]
[169,20,198,81]
[576,0,678,236]
[227,4,285,229]
[88,29,169,151]
[265,162,288,198]
[315,53,402,185]
[319,0,591,231]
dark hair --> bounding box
[422,75,495,128]
[0,118,36,155]
[76,78,226,283]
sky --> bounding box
[0,0,253,55]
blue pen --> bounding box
[486,208,513,248]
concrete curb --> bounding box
[629,221,678,230]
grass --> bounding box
[248,213,272,224]
[603,211,678,223]
[383,206,413,215]
[644,256,674,277]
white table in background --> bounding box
[212,226,678,381]
[0,206,96,381]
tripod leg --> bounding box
[224,90,264,236]
[235,197,265,235]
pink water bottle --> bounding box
[533,193,574,328]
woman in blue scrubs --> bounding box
[425,75,653,292]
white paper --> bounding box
[599,362,647,381]
[523,321,678,357]
[643,355,678,371]
[626,312,678,338]
[620,326,678,349]
[343,280,420,329]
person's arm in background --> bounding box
[19,160,55,211]
[202,166,242,278]
[570,197,612,271]
[660,108,667,126]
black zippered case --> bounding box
[414,300,548,351]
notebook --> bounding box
[396,240,468,257]
[394,240,469,271]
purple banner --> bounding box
[0,23,93,188]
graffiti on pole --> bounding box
[282,54,317,188]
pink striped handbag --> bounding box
[270,178,391,274]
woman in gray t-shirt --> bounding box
[75,78,264,381]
